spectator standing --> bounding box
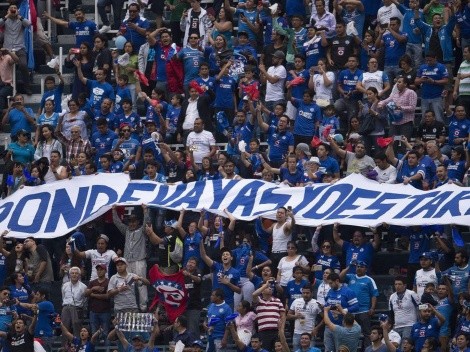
[186,118,217,168]
[252,280,286,351]
[415,52,449,123]
[107,257,150,314]
[340,261,379,348]
[75,234,118,281]
[442,105,470,156]
[85,264,111,337]
[118,3,149,53]
[23,237,53,290]
[180,0,212,47]
[205,288,232,352]
[2,94,36,141]
[42,7,97,47]
[326,21,358,72]
[454,46,470,113]
[61,267,87,338]
[389,276,419,338]
[311,0,336,38]
[377,76,417,141]
[323,306,362,352]
[112,205,149,312]
[0,49,18,113]
[328,137,376,177]
[259,51,287,112]
[411,303,445,352]
[182,257,202,337]
[287,285,322,351]
[375,17,408,85]
[0,4,32,95]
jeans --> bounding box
[406,43,423,67]
[97,0,125,28]
[206,337,223,352]
[184,309,201,338]
[384,65,402,87]
[89,311,111,336]
[354,311,372,348]
[421,97,444,122]
[0,84,13,112]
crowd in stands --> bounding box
[0,0,470,351]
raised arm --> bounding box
[199,235,214,268]
[145,223,165,245]
[332,223,344,247]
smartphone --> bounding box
[393,135,402,141]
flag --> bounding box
[148,265,188,323]
[452,227,464,247]
[377,137,394,148]
[19,0,35,70]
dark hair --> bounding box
[176,315,188,328]
[51,150,62,158]
[390,16,401,25]
[68,98,79,107]
[129,2,140,11]
[327,272,340,282]
[300,332,312,340]
[456,250,469,264]
[294,54,306,62]
[343,313,355,325]
[213,288,224,299]
[86,162,97,172]
[371,325,383,336]
[93,33,109,47]
[240,300,251,312]
[38,124,55,143]
[399,54,413,67]
[77,41,93,61]
[100,153,113,162]
[118,74,129,83]
[96,117,108,127]
[394,275,407,285]
[121,98,132,106]
[0,286,10,292]
[366,87,379,96]
[44,76,55,83]
[374,152,387,161]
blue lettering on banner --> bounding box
[394,193,438,219]
[402,191,452,219]
[45,187,90,232]
[119,182,158,203]
[0,202,13,223]
[291,186,327,214]
[252,186,292,216]
[9,193,51,232]
[226,180,265,216]
[303,184,354,219]
[210,179,237,209]
[349,192,408,219]
[166,182,205,208]
[151,183,187,206]
[325,188,381,220]
[82,185,118,221]
[434,191,470,217]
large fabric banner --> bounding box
[1,173,469,238]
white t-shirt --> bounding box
[373,164,397,184]
[361,71,387,97]
[85,249,118,280]
[389,289,419,328]
[186,130,216,164]
[414,268,438,299]
[313,72,335,101]
[377,4,403,25]
[182,99,199,130]
[290,298,321,334]
[316,281,331,306]
[265,65,287,102]
[278,255,309,286]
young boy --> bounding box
[319,104,340,142]
[142,160,166,183]
[114,98,141,137]
[214,59,237,127]
[111,149,125,173]
[114,74,132,115]
[286,54,310,120]
[165,94,183,143]
[39,71,64,115]
[195,63,216,94]
[238,65,260,110]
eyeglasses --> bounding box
[322,245,331,248]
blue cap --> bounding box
[356,261,368,267]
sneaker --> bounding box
[99,25,111,34]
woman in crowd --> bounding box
[65,41,95,99]
[360,87,387,154]
[208,7,234,49]
[276,241,309,292]
[34,124,62,161]
[234,300,257,346]
[114,41,139,105]
[198,209,236,261]
[59,242,86,283]
[196,156,220,181]
[7,130,34,166]
[311,226,340,280]
[309,58,335,106]
[58,99,89,140]
[35,100,59,145]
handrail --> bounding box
[12,63,16,96]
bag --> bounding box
[359,113,375,135]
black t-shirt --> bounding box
[7,330,34,352]
[189,10,201,38]
[417,120,446,142]
[263,44,287,69]
[185,269,202,310]
[328,35,356,71]
[429,29,443,63]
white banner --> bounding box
[1,173,469,238]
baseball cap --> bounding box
[115,257,128,265]
[308,156,320,165]
[296,143,311,156]
[95,264,107,271]
[356,261,368,267]
[452,146,465,155]
[272,50,285,60]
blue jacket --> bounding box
[415,15,457,63]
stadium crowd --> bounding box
[0,0,469,351]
